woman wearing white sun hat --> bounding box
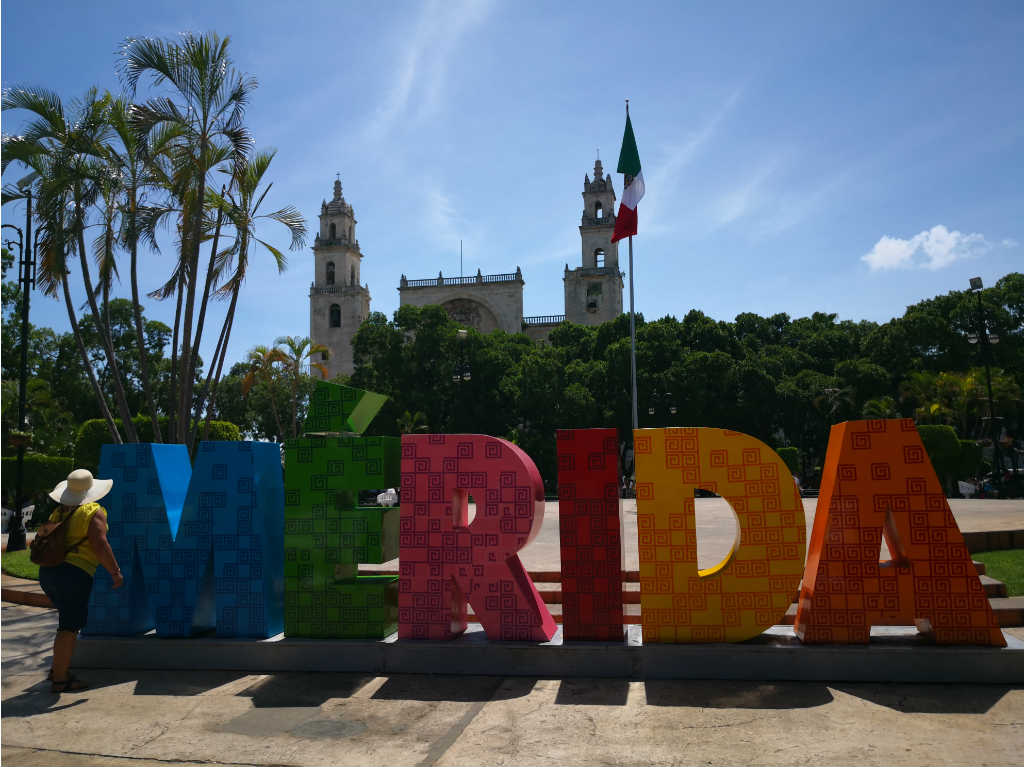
[39,469,124,693]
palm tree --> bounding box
[813,385,855,425]
[194,149,306,441]
[2,86,134,440]
[100,96,179,442]
[274,335,329,438]
[121,32,256,446]
[241,344,286,440]
[397,410,429,434]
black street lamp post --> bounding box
[967,277,1002,491]
[450,329,472,432]
[3,190,34,550]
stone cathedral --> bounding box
[310,159,624,378]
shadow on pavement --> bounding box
[644,680,835,709]
[0,680,88,719]
[555,678,630,705]
[831,683,1017,714]
[238,672,376,707]
[372,674,537,702]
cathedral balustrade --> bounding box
[402,272,523,289]
[313,236,358,248]
[310,283,361,295]
[522,314,566,326]
[581,213,616,226]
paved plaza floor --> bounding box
[2,498,1022,765]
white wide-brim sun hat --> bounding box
[48,469,114,506]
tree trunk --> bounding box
[191,293,229,447]
[75,208,139,441]
[178,161,208,448]
[128,187,163,442]
[62,270,121,442]
[202,282,240,440]
[187,197,225,439]
[167,268,184,440]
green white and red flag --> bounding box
[611,111,644,243]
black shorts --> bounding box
[39,562,94,632]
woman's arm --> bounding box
[87,510,124,589]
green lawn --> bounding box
[1,549,39,580]
[974,549,1024,596]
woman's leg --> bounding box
[51,630,77,683]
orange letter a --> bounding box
[794,419,1004,646]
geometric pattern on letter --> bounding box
[283,434,401,638]
[86,441,285,638]
[398,434,557,641]
[794,418,1005,646]
[635,427,806,643]
[556,428,624,641]
[303,380,388,436]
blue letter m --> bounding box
[84,442,284,638]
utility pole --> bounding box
[3,191,33,550]
[968,277,1002,492]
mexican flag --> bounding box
[611,111,645,243]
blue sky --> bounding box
[3,1,1022,369]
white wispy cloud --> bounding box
[709,159,780,228]
[643,88,744,235]
[363,0,494,142]
[862,225,997,271]
[417,180,487,272]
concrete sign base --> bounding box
[73,625,1024,683]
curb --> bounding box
[1,587,53,608]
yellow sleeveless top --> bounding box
[48,502,106,577]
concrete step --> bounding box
[780,597,1024,628]
[981,574,1008,598]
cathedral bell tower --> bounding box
[309,176,370,378]
[563,157,624,325]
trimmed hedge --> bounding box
[776,446,800,476]
[917,424,961,492]
[958,439,983,480]
[1,453,74,509]
[74,416,241,473]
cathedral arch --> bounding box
[594,248,606,268]
[326,261,335,285]
[350,265,356,286]
[441,298,501,334]
[330,223,337,240]
[595,200,603,219]
[330,304,341,327]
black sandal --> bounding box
[51,673,88,693]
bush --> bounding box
[1,453,73,519]
[917,424,960,494]
[776,446,800,476]
[74,416,242,473]
[957,439,983,480]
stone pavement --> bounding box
[3,603,1024,766]
[3,497,1023,765]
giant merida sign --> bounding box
[85,382,1005,648]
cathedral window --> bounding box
[326,261,335,285]
[330,304,341,327]
[349,225,353,241]
[330,223,337,240]
[595,200,603,219]
[594,248,606,268]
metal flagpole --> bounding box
[624,98,639,433]
[628,234,638,431]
